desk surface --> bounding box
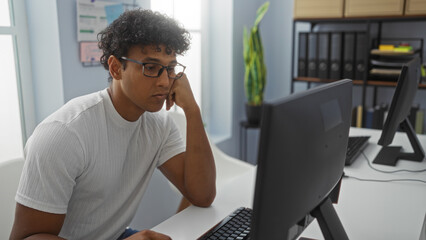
[152,128,426,240]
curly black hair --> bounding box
[98,9,190,80]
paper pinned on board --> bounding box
[105,4,124,25]
[77,0,115,42]
[80,41,103,62]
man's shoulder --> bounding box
[43,90,107,125]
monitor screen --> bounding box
[251,79,352,240]
[374,56,425,166]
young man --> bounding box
[10,9,215,240]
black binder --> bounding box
[343,32,355,79]
[355,32,367,80]
[307,32,318,77]
[317,32,330,79]
[330,32,342,80]
[298,32,308,77]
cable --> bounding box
[361,151,426,173]
[342,151,426,184]
[344,175,426,184]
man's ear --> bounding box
[108,55,122,80]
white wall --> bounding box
[25,0,64,123]
[217,0,295,163]
[204,0,233,141]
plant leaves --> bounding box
[243,1,269,106]
[254,1,270,29]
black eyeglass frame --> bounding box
[120,56,186,80]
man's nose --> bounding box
[157,68,170,86]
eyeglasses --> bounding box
[121,56,186,80]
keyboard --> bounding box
[197,207,252,240]
[345,136,370,166]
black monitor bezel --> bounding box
[250,79,352,240]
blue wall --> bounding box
[56,0,110,103]
[25,0,64,124]
[25,0,149,124]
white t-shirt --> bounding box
[16,89,185,239]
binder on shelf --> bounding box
[373,104,387,130]
[415,109,424,134]
[356,105,363,128]
[307,32,318,78]
[351,107,357,127]
[330,32,342,80]
[365,108,374,129]
[343,32,355,80]
[355,32,367,80]
[364,105,384,129]
[317,32,330,79]
[298,32,308,77]
[364,104,387,129]
[409,105,420,128]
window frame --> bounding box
[1,0,36,144]
[151,0,207,116]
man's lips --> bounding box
[153,93,168,100]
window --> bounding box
[151,0,203,112]
[0,0,34,162]
[151,0,233,142]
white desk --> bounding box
[152,128,426,240]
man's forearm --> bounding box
[183,106,216,206]
[16,234,65,240]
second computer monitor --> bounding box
[251,79,352,240]
[374,56,425,166]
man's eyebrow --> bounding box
[143,57,177,65]
[142,57,161,63]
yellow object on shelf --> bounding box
[379,45,395,51]
[394,48,410,52]
[394,46,413,52]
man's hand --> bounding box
[166,73,197,112]
[160,74,216,208]
[124,230,171,240]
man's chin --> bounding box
[145,103,166,113]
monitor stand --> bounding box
[311,197,349,240]
[373,118,425,166]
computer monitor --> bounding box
[373,56,425,166]
[251,79,352,240]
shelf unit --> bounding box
[291,15,426,111]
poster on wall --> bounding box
[76,0,123,42]
[80,42,103,63]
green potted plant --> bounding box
[243,1,270,125]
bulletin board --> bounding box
[76,0,138,66]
